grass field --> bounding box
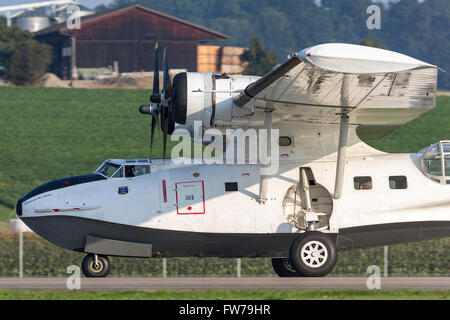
[0,204,14,223]
[363,96,450,152]
[0,86,178,216]
[1,86,450,217]
[0,289,449,300]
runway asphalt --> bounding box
[0,277,448,290]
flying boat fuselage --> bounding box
[17,151,450,258]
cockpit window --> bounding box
[125,165,151,178]
[96,161,151,178]
[111,166,124,178]
[96,162,121,177]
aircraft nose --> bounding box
[16,198,23,216]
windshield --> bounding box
[96,161,121,177]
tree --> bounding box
[93,4,110,13]
[0,24,52,85]
[0,24,33,66]
[7,41,53,85]
[360,33,388,49]
[240,36,278,76]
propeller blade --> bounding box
[163,130,168,164]
[145,46,173,162]
[150,107,159,156]
[161,107,169,164]
[163,47,172,99]
[168,99,175,134]
[153,42,159,94]
[150,43,161,104]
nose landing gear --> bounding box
[82,254,111,277]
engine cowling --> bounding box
[172,72,260,128]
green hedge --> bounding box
[0,232,448,277]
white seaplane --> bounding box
[17,43,448,277]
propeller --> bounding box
[139,43,177,163]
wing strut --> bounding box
[258,108,273,204]
[333,74,350,199]
[233,56,302,108]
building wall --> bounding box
[38,34,72,79]
[37,6,228,76]
[76,40,197,72]
[70,7,225,73]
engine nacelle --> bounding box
[173,72,260,128]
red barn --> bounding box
[34,4,228,79]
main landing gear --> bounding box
[82,254,111,277]
[271,258,302,277]
[272,231,337,277]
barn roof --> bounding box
[35,4,228,40]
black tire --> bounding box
[289,232,337,277]
[271,258,302,277]
[82,254,111,278]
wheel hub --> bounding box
[89,260,104,273]
[300,240,328,268]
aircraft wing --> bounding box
[234,43,439,128]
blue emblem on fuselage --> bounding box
[118,186,129,195]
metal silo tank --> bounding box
[15,16,51,33]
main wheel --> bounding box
[271,258,302,277]
[289,232,337,277]
[82,254,111,278]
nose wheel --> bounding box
[82,254,111,277]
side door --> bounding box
[175,181,205,214]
